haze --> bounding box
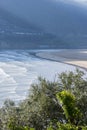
[0,0,87,49]
[0,0,87,33]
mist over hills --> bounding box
[0,0,87,49]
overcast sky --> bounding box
[73,0,87,3]
[62,0,87,3]
[54,0,87,5]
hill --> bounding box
[0,0,87,49]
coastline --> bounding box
[33,49,87,71]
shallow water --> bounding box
[0,50,79,106]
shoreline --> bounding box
[31,49,87,71]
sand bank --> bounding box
[36,49,87,70]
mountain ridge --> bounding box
[0,0,87,49]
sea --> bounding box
[0,50,81,106]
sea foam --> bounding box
[0,50,79,106]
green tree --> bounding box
[58,69,87,125]
[19,77,64,130]
[57,90,81,125]
[0,69,87,130]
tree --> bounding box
[58,69,87,125]
[0,69,87,130]
[19,77,64,130]
[57,90,81,125]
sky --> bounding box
[62,0,87,3]
[70,0,87,5]
[55,0,87,5]
[73,0,87,2]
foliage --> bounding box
[58,69,87,124]
[0,69,87,129]
[57,90,81,125]
[47,123,87,130]
[19,77,64,129]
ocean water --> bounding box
[0,50,79,106]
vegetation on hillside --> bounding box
[0,69,87,130]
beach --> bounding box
[0,49,86,106]
[36,49,87,70]
[0,50,77,106]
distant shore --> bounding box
[35,49,87,71]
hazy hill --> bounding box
[0,0,87,49]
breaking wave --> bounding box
[0,50,77,106]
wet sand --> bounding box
[36,49,87,70]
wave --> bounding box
[0,50,78,106]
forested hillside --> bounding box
[0,0,87,49]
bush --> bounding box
[0,69,87,130]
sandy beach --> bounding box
[36,49,87,70]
